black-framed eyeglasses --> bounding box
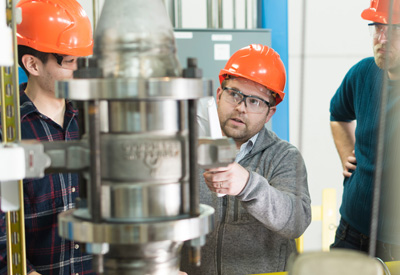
[222,87,271,114]
[51,53,77,69]
[368,23,400,39]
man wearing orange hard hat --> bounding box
[181,44,311,274]
[0,0,94,274]
[330,0,400,260]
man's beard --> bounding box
[374,44,400,74]
[220,119,249,142]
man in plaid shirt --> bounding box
[0,0,94,274]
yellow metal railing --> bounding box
[0,1,26,274]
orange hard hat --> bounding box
[16,0,93,56]
[219,44,286,105]
[361,0,400,24]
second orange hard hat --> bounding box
[16,0,93,56]
[219,44,286,105]
[361,0,400,24]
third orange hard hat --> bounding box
[361,0,400,24]
[219,44,286,105]
[16,0,93,56]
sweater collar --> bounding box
[252,127,279,153]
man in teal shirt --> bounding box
[329,0,400,261]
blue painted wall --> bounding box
[261,0,289,141]
[18,67,28,84]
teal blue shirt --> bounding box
[330,57,400,244]
[330,57,382,238]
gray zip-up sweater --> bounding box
[181,127,311,275]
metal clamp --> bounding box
[197,137,236,169]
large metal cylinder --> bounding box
[56,1,214,274]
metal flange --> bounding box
[56,77,213,100]
[58,204,214,244]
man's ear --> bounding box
[21,54,41,77]
[216,87,223,104]
[265,106,276,123]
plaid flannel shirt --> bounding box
[0,84,94,275]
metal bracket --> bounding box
[197,137,236,169]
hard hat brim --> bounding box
[362,8,400,24]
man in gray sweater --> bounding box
[181,44,311,275]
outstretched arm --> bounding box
[205,147,311,239]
